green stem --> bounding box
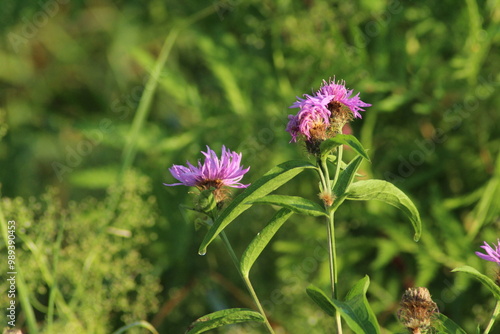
[316,164,328,192]
[319,146,343,333]
[326,210,342,334]
[219,231,241,274]
[321,157,332,192]
[483,299,500,334]
[243,276,275,334]
[219,231,275,334]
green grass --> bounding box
[1,0,499,333]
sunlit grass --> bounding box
[0,0,499,333]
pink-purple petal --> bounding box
[165,146,250,189]
[475,239,500,265]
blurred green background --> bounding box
[1,0,499,333]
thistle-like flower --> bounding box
[475,239,500,265]
[397,287,439,334]
[286,77,371,153]
[164,145,250,203]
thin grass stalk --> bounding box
[0,204,39,333]
[46,218,66,332]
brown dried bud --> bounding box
[318,191,335,207]
[397,287,439,333]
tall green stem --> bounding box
[326,211,342,334]
[483,299,500,334]
[316,164,328,192]
[320,145,344,333]
[320,157,332,192]
[219,231,275,334]
[242,276,275,333]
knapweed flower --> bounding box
[164,145,250,203]
[475,239,500,265]
[286,77,371,153]
[397,287,438,334]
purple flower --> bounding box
[316,78,371,119]
[165,146,250,191]
[475,239,500,265]
[286,101,331,143]
[286,77,371,144]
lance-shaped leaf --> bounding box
[331,276,381,334]
[306,285,336,317]
[333,155,364,200]
[345,179,422,241]
[320,134,370,161]
[250,195,328,217]
[307,277,381,334]
[240,208,294,277]
[452,265,500,300]
[434,313,467,334]
[185,308,264,334]
[198,160,315,255]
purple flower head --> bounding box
[286,77,371,147]
[165,146,250,197]
[286,99,331,143]
[316,78,371,119]
[475,239,500,265]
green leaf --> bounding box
[240,208,294,277]
[345,179,422,241]
[250,195,328,217]
[434,313,467,334]
[331,276,381,334]
[306,285,336,317]
[198,160,315,255]
[327,156,363,176]
[185,308,265,334]
[452,265,500,300]
[333,155,364,199]
[307,277,381,334]
[320,134,370,161]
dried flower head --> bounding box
[475,239,500,265]
[398,287,439,334]
[164,145,250,203]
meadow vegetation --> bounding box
[0,0,499,333]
